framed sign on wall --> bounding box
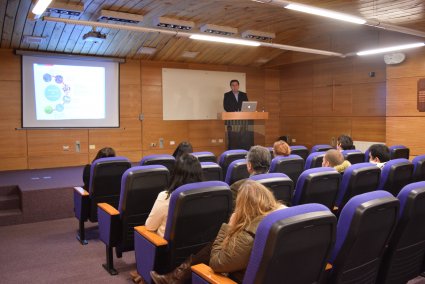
[418,78,425,112]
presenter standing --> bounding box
[223,80,248,112]
[223,79,251,150]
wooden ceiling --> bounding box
[1,0,425,67]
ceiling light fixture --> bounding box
[285,3,366,24]
[190,34,260,46]
[357,42,425,56]
[32,0,53,16]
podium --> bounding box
[218,112,269,150]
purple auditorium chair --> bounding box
[335,163,381,212]
[292,167,341,210]
[389,145,410,160]
[341,149,364,165]
[378,182,425,284]
[290,145,309,160]
[192,151,217,163]
[218,149,247,177]
[377,158,414,196]
[267,146,274,158]
[327,191,399,284]
[311,144,334,153]
[140,154,176,174]
[250,173,294,206]
[191,204,336,284]
[270,154,304,183]
[224,159,249,185]
[412,154,425,182]
[364,147,371,162]
[304,152,326,170]
[134,181,232,284]
[200,162,223,181]
[97,165,169,275]
[74,157,131,245]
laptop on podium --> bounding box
[241,101,257,112]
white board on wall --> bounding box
[162,68,246,120]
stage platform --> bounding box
[0,166,84,226]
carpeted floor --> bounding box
[0,217,136,283]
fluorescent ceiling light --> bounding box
[190,34,260,46]
[357,42,425,56]
[32,0,53,15]
[285,3,366,25]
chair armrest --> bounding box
[74,186,89,196]
[134,226,168,246]
[191,263,237,284]
[134,226,168,283]
[98,203,121,246]
[98,203,119,215]
[73,187,89,221]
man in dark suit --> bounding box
[223,80,252,150]
[223,79,248,112]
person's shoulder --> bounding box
[157,191,169,200]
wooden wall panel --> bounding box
[280,56,386,148]
[386,117,425,156]
[352,117,386,142]
[0,49,20,80]
[386,49,425,157]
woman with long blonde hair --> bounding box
[150,180,285,284]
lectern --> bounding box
[218,112,269,150]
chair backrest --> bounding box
[329,191,399,284]
[192,151,217,163]
[270,154,305,183]
[342,149,365,165]
[225,159,249,185]
[412,154,425,182]
[364,148,371,162]
[336,162,381,209]
[218,149,248,177]
[304,152,326,170]
[139,154,176,173]
[116,165,169,252]
[267,146,274,158]
[290,145,309,160]
[311,144,334,153]
[89,157,131,221]
[164,181,232,267]
[378,158,414,196]
[200,162,223,181]
[378,182,425,284]
[389,145,410,160]
[250,173,294,206]
[243,204,336,284]
[293,167,341,210]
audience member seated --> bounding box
[172,141,193,160]
[230,145,271,202]
[82,147,116,190]
[150,180,285,284]
[368,144,390,169]
[337,134,355,151]
[273,140,291,157]
[145,153,202,237]
[322,149,351,173]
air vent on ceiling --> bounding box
[137,47,157,55]
[22,35,46,44]
[98,10,144,24]
[153,17,195,30]
[200,24,238,36]
[241,30,275,41]
[46,2,84,17]
[181,51,199,58]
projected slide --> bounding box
[33,64,106,120]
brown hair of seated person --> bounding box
[273,140,291,157]
[337,135,355,151]
[219,180,282,253]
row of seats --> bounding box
[192,182,425,284]
[74,156,425,283]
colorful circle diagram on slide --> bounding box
[43,73,71,114]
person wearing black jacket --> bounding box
[223,79,248,112]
